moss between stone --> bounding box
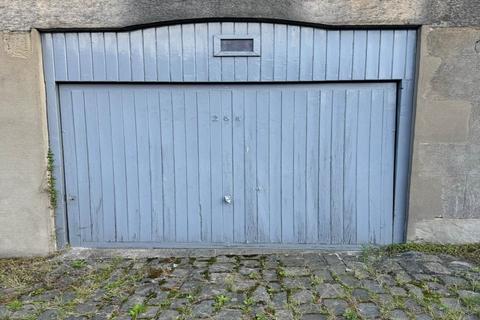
[382,243,480,265]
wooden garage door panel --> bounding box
[59,83,397,246]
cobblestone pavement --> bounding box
[1,250,479,319]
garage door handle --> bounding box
[223,194,232,204]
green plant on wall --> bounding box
[47,148,57,209]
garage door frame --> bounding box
[41,19,418,248]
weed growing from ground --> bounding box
[71,259,87,269]
[343,308,359,320]
[242,296,255,313]
[6,299,22,312]
[46,148,57,209]
[383,243,480,265]
[310,274,324,286]
[128,303,146,319]
[213,294,230,311]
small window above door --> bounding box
[213,35,260,57]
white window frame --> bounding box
[213,34,260,57]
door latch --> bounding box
[223,194,232,204]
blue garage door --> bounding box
[59,82,397,247]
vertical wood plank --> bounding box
[42,33,56,84]
[195,23,209,81]
[117,32,132,81]
[96,91,116,242]
[146,90,164,241]
[369,89,384,243]
[405,30,417,80]
[381,85,397,244]
[326,31,340,80]
[78,33,94,80]
[221,22,235,81]
[356,90,371,244]
[232,90,246,242]
[281,90,295,242]
[244,90,258,242]
[313,29,327,80]
[210,90,223,242]
[185,90,201,241]
[318,90,332,244]
[208,23,222,81]
[182,24,196,81]
[71,90,92,243]
[221,91,234,242]
[91,33,106,80]
[234,22,248,81]
[331,89,345,244]
[172,90,188,241]
[305,90,320,243]
[293,90,307,243]
[352,31,367,80]
[365,30,380,79]
[169,26,183,81]
[65,33,81,80]
[379,30,394,79]
[299,27,314,81]
[104,33,119,81]
[269,90,282,242]
[130,30,145,81]
[156,27,171,81]
[134,90,152,241]
[93,91,114,242]
[274,24,287,80]
[143,28,157,81]
[247,23,261,81]
[339,31,354,79]
[84,90,104,242]
[393,80,413,243]
[256,90,270,242]
[197,91,212,242]
[159,91,176,242]
[122,90,140,241]
[344,89,359,244]
[260,23,274,81]
[52,33,68,80]
[109,88,128,242]
[286,25,300,81]
[392,30,407,79]
[59,88,81,245]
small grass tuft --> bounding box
[343,308,359,320]
[383,243,480,265]
[213,294,230,311]
[6,299,22,311]
[310,274,324,286]
[249,271,261,280]
[225,274,235,292]
[461,295,480,311]
[276,266,286,279]
[242,296,255,313]
[129,303,147,319]
[255,313,269,320]
[71,259,87,269]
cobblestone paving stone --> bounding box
[0,251,479,319]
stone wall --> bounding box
[0,30,53,256]
[1,0,479,31]
[0,1,479,255]
[408,26,480,243]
